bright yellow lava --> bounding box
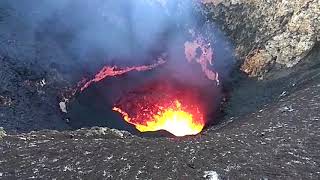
[113,100,204,136]
[136,101,204,136]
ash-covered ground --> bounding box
[1,0,320,179]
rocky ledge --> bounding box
[201,0,320,78]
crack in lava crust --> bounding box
[80,58,166,91]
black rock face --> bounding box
[0,55,69,133]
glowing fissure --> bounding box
[80,58,166,91]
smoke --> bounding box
[2,0,235,78]
[2,1,185,60]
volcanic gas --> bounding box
[77,33,220,137]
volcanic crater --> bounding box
[67,31,226,137]
[1,0,320,179]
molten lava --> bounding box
[112,79,207,136]
[80,58,166,91]
[113,100,204,136]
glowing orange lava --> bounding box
[80,58,166,91]
[113,100,204,136]
[112,79,207,137]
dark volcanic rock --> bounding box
[0,1,80,132]
[0,55,69,132]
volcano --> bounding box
[1,0,320,179]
